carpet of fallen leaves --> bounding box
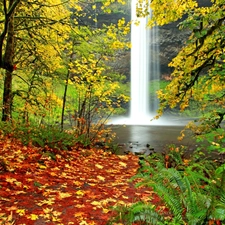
[0,137,160,225]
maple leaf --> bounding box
[100,198,117,205]
[16,209,25,216]
[36,198,55,206]
[73,181,83,186]
[116,200,127,206]
[95,164,104,169]
[90,201,101,207]
[74,212,86,218]
[5,177,17,183]
[52,215,62,222]
[0,212,14,224]
[119,161,127,167]
[6,206,17,211]
[122,195,129,199]
[27,214,39,220]
[39,164,47,170]
[75,204,85,208]
[58,192,72,199]
[102,208,110,213]
[43,207,53,214]
[76,190,85,196]
[79,221,96,225]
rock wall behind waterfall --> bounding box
[106,0,212,81]
[82,0,211,81]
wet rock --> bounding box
[134,149,147,155]
[146,143,155,151]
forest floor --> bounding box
[0,136,166,225]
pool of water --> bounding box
[110,125,198,154]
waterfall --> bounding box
[108,0,160,125]
[130,0,160,123]
[130,7,149,119]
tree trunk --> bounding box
[2,0,15,121]
[2,70,13,121]
[61,69,70,131]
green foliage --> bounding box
[109,144,225,224]
[107,202,165,225]
[0,121,76,151]
[143,0,225,136]
[0,0,130,141]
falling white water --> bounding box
[130,1,150,120]
[108,0,162,125]
[130,0,160,123]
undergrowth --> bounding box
[108,143,225,225]
[0,121,117,154]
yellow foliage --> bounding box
[145,0,198,26]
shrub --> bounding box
[0,121,76,151]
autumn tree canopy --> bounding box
[138,0,225,132]
[0,0,130,128]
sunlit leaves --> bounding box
[60,12,130,138]
[152,0,225,133]
[141,0,198,27]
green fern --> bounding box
[107,202,165,225]
[109,146,225,225]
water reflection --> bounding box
[111,125,197,153]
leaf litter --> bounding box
[0,137,156,225]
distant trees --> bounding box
[0,0,130,129]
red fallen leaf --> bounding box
[209,220,222,225]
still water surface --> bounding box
[110,125,197,153]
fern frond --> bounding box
[106,202,165,225]
[151,181,184,223]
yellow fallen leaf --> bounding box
[73,181,83,186]
[91,201,101,206]
[95,164,103,169]
[27,214,39,220]
[79,221,96,225]
[79,221,88,225]
[74,211,85,217]
[116,200,127,205]
[39,164,47,169]
[43,207,53,214]
[76,190,85,196]
[16,209,25,216]
[5,177,17,183]
[122,195,129,199]
[97,175,105,181]
[58,192,72,199]
[36,198,55,206]
[52,211,62,217]
[75,204,85,208]
[52,216,61,222]
[119,162,127,167]
[102,208,110,213]
[6,211,14,223]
